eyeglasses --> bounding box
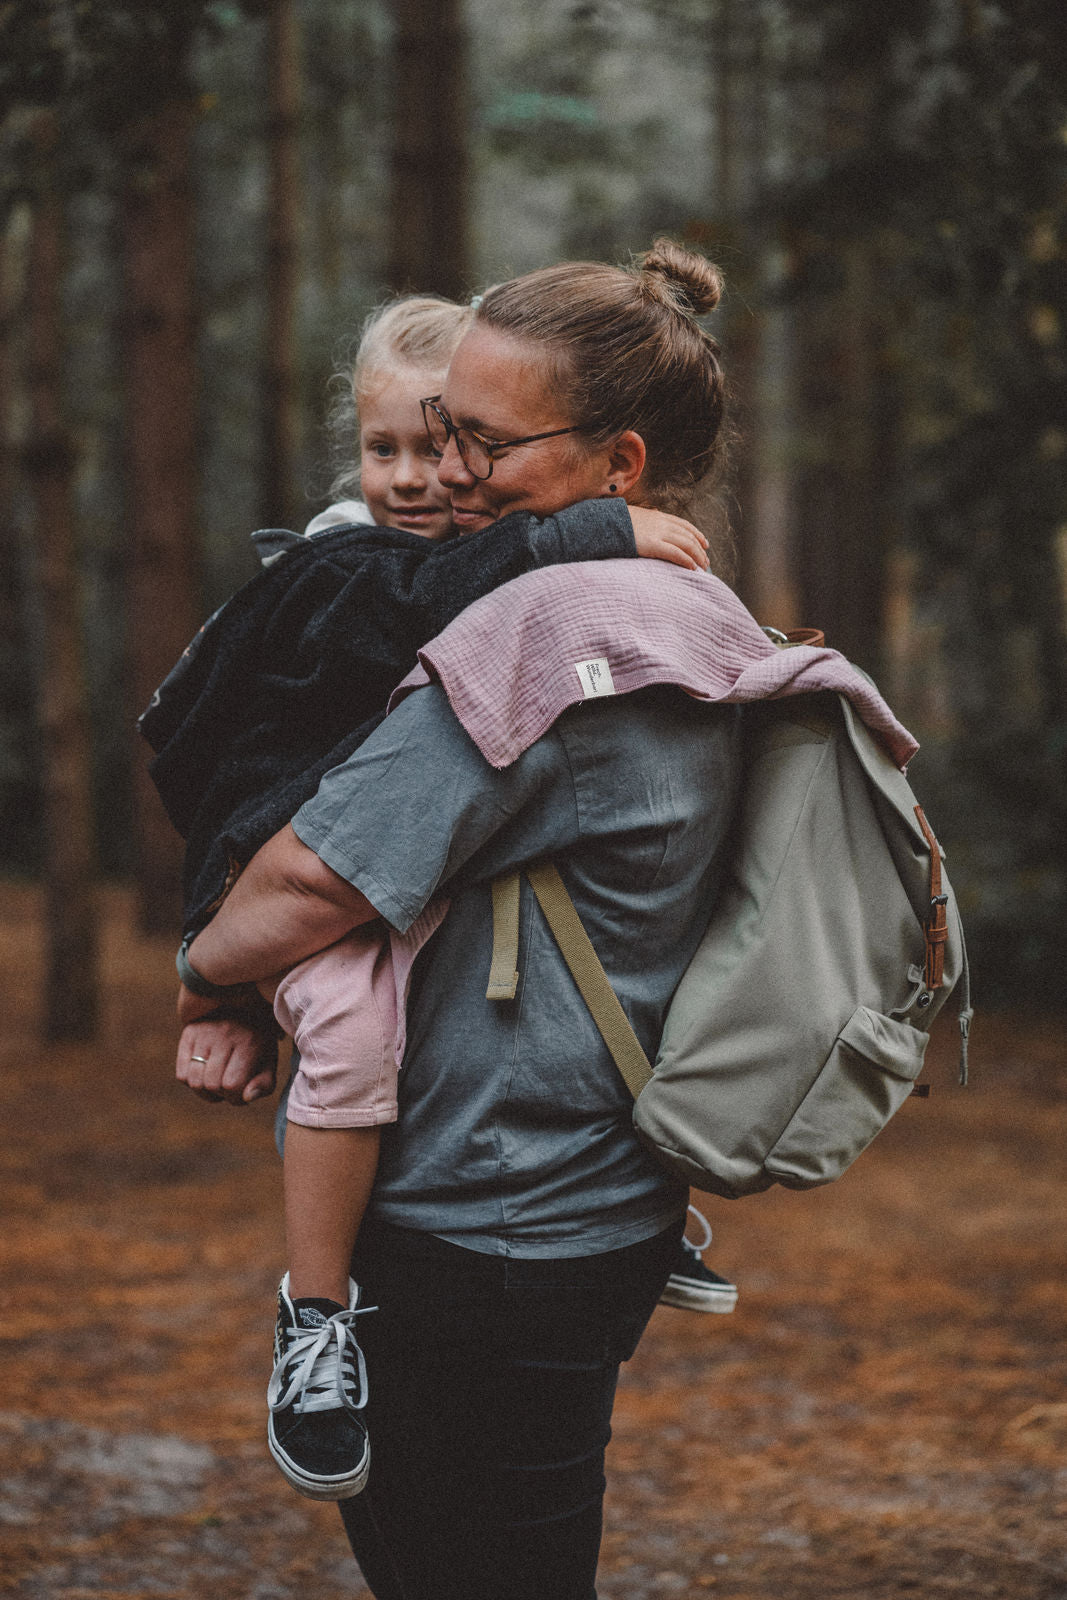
[420,396,579,482]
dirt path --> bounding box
[1,886,1064,1599]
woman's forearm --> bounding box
[188,824,379,986]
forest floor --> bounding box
[0,884,1065,1600]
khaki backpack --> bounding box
[487,685,972,1200]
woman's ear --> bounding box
[605,430,646,498]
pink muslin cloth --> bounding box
[389,561,918,770]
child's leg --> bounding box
[274,929,401,1306]
[267,916,448,1502]
[268,932,400,1502]
[284,1123,380,1307]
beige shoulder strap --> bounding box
[487,862,654,1100]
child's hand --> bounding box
[177,1017,278,1106]
[629,507,710,572]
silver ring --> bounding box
[190,1054,209,1064]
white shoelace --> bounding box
[268,1308,375,1417]
[683,1202,713,1258]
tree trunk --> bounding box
[743,251,800,631]
[387,0,470,298]
[0,195,37,875]
[792,238,888,673]
[712,0,800,627]
[0,211,13,561]
[262,0,303,531]
[732,2,800,630]
[0,204,22,745]
[24,111,100,1041]
[834,239,892,671]
[788,51,888,673]
[119,94,201,936]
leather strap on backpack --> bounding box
[762,626,826,650]
[913,805,948,991]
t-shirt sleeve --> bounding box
[291,684,579,933]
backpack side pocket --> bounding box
[764,1006,928,1188]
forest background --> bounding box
[1,0,1065,1039]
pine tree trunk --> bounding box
[262,0,303,531]
[792,242,887,673]
[724,2,800,630]
[713,0,800,627]
[743,262,799,631]
[790,57,887,673]
[0,197,35,874]
[119,94,201,936]
[24,112,100,1041]
[387,0,470,298]
[0,214,12,558]
[0,208,20,701]
[835,239,891,670]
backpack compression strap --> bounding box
[486,863,654,1100]
[913,805,949,991]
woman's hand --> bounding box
[629,506,710,572]
[176,1015,278,1106]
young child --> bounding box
[144,294,731,1507]
[257,298,468,1502]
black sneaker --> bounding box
[267,1273,374,1500]
[659,1205,738,1314]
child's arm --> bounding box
[525,500,708,572]
[416,498,707,638]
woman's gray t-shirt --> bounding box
[293,681,741,1257]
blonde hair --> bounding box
[475,239,735,576]
[326,295,473,499]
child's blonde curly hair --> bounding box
[326,295,474,500]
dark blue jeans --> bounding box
[339,1216,682,1600]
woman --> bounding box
[178,239,740,1599]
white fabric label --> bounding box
[574,658,616,698]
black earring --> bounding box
[609,483,618,493]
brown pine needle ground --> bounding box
[1,885,1064,1599]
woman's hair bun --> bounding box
[639,237,723,316]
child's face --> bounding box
[359,366,453,539]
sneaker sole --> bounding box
[659,1276,738,1314]
[267,1421,371,1501]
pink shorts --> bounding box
[274,901,447,1130]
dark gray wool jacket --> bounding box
[139,499,635,937]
